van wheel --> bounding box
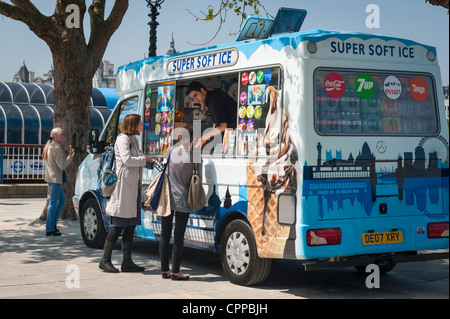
[80,198,107,248]
[355,261,396,275]
[220,219,272,286]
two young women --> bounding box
[99,114,196,280]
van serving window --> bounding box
[314,69,439,136]
[143,67,283,158]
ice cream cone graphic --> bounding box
[247,162,292,258]
[246,86,298,258]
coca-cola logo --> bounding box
[324,72,345,98]
[241,73,249,86]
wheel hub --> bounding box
[226,231,250,275]
[83,207,98,240]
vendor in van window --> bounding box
[187,81,237,148]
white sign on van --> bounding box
[322,38,426,62]
[167,48,239,75]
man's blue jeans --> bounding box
[46,183,66,232]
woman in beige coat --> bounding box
[99,114,152,273]
[43,127,74,236]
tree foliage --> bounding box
[187,0,271,45]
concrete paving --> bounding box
[0,197,448,300]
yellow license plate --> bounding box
[362,231,403,245]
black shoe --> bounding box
[162,272,171,279]
[171,274,190,281]
[46,231,61,236]
[99,257,120,273]
[121,260,145,272]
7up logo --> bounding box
[355,73,375,99]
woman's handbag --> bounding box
[188,163,206,211]
[101,166,123,198]
[144,152,172,217]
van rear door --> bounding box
[306,68,448,221]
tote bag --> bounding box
[144,152,172,217]
[188,163,206,211]
[144,171,171,217]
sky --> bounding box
[0,0,448,85]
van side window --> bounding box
[314,69,439,136]
[105,96,139,145]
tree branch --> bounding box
[0,0,45,23]
[0,1,56,44]
[10,0,42,15]
[87,0,128,65]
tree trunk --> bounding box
[39,186,50,221]
[51,45,95,220]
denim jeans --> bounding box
[46,183,66,232]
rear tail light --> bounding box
[307,228,341,246]
[427,222,449,238]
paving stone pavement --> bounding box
[0,198,448,301]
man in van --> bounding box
[187,81,237,149]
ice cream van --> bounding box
[73,8,449,286]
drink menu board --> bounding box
[236,68,281,156]
[144,83,175,155]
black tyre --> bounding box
[220,219,272,286]
[79,198,107,248]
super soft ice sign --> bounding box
[167,48,238,75]
[324,38,427,62]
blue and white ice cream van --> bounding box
[73,8,449,286]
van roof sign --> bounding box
[236,8,307,42]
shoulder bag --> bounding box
[188,163,206,211]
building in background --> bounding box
[93,60,116,88]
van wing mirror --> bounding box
[88,129,100,154]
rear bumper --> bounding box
[302,250,449,271]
